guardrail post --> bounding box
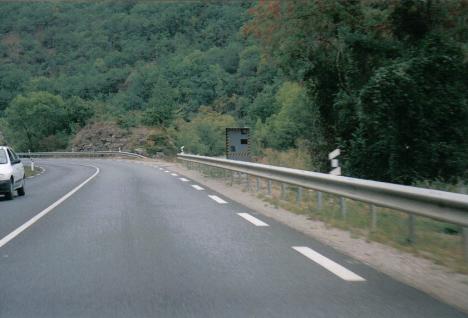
[281,183,287,200]
[340,197,347,218]
[370,204,377,231]
[256,177,260,192]
[245,174,250,191]
[296,187,303,206]
[267,180,272,195]
[317,191,323,210]
[407,214,416,244]
[463,227,468,263]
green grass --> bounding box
[24,165,42,178]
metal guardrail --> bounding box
[17,151,146,159]
[177,153,468,260]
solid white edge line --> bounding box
[0,165,100,249]
[237,213,269,227]
[191,185,204,191]
[179,177,189,182]
[208,195,228,204]
[292,246,365,282]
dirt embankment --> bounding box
[71,122,175,157]
[71,122,132,152]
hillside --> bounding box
[0,1,467,185]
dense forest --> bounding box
[0,0,466,185]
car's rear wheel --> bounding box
[5,180,14,200]
[17,177,25,196]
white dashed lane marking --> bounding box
[191,185,204,191]
[237,213,269,227]
[292,247,365,282]
[171,173,178,176]
[164,170,170,173]
[179,178,190,182]
[208,195,227,204]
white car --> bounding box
[0,146,25,200]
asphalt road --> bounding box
[0,159,466,318]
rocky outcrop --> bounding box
[71,122,132,152]
[70,122,176,157]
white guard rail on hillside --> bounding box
[177,153,468,260]
[17,151,146,159]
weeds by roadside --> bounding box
[24,165,41,178]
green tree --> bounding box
[3,92,93,151]
[246,0,468,182]
[4,92,68,150]
[349,39,468,183]
[142,78,179,127]
[247,84,279,124]
[176,107,236,156]
[253,82,325,167]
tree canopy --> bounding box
[0,0,466,184]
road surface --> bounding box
[0,159,466,318]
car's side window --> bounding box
[7,149,14,163]
[11,149,19,161]
[0,149,8,164]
